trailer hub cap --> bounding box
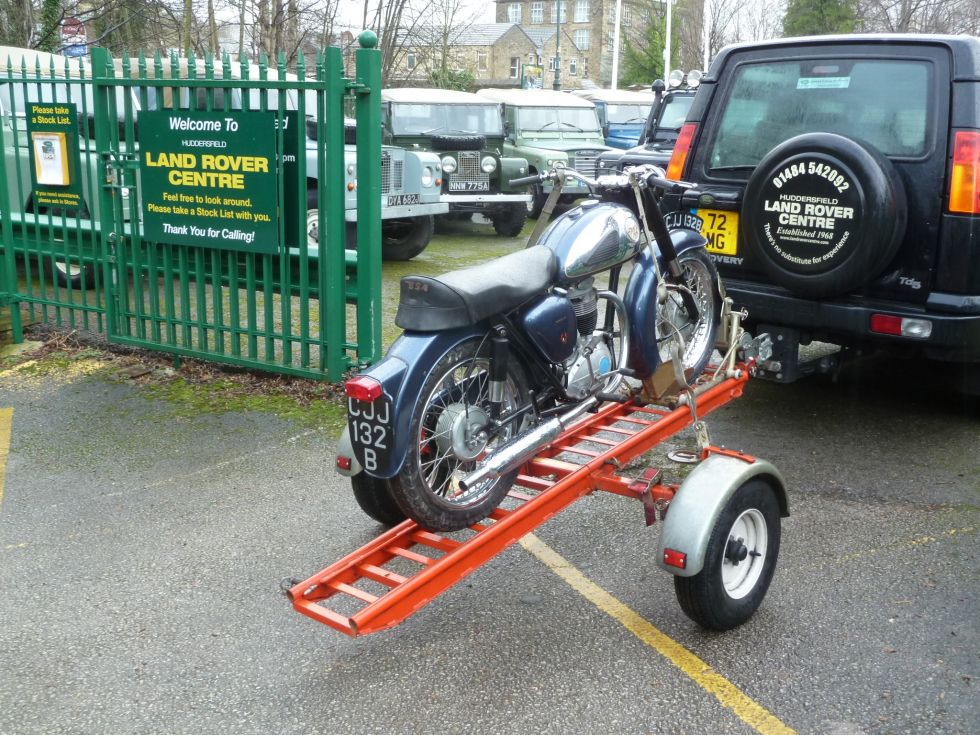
[721,508,768,600]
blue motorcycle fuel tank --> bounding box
[536,201,643,287]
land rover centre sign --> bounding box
[138,111,279,254]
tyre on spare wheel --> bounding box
[741,132,907,298]
[430,134,487,151]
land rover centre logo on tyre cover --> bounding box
[758,158,859,271]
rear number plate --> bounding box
[348,395,393,473]
[387,193,420,206]
[697,208,739,256]
[664,211,704,231]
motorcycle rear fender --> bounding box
[344,325,488,479]
[656,454,789,577]
[624,228,708,379]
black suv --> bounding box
[663,34,980,383]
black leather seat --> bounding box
[395,246,558,330]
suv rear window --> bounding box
[709,58,931,173]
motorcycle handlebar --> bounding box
[508,173,544,187]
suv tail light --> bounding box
[948,131,980,214]
[870,314,932,339]
[666,123,697,181]
[345,376,382,401]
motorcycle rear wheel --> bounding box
[658,248,721,380]
[388,338,529,532]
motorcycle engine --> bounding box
[564,279,614,399]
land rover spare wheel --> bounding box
[742,133,906,298]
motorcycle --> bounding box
[337,164,723,532]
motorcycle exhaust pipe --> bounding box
[458,397,598,492]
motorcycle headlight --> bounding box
[422,166,433,187]
[441,155,457,173]
[481,156,497,173]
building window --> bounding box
[622,5,632,25]
[406,52,416,70]
[551,1,567,23]
[508,2,522,22]
[549,56,557,71]
[574,28,589,50]
[574,0,588,22]
[478,51,488,71]
[531,1,543,23]
[510,56,520,78]
[569,58,577,75]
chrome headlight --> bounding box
[481,156,497,173]
[441,155,457,173]
[421,166,433,187]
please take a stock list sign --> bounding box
[138,111,280,254]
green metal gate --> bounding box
[0,35,382,381]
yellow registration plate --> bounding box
[697,209,739,256]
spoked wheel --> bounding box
[674,480,781,630]
[657,248,721,380]
[389,339,529,532]
[351,474,406,527]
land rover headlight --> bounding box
[441,155,457,173]
[481,156,496,173]
[422,166,434,187]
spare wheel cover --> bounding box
[742,132,906,298]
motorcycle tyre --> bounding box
[351,474,407,527]
[661,248,722,381]
[388,338,530,532]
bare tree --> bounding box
[858,0,980,35]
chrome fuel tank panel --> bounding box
[536,201,643,286]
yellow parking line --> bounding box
[520,533,796,735]
[0,408,12,510]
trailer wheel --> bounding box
[674,479,781,630]
[351,474,406,526]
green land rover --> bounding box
[382,88,530,236]
[476,88,613,217]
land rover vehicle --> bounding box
[571,88,654,149]
[662,34,980,383]
[595,76,698,176]
[476,88,613,218]
[380,88,530,237]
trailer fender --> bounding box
[656,454,789,577]
[335,426,361,478]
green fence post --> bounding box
[354,31,382,367]
[90,46,118,339]
[0,87,23,343]
[322,48,348,380]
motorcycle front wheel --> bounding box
[389,338,529,532]
[658,248,722,380]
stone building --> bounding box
[494,0,642,87]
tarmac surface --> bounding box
[0,350,977,734]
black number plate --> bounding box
[664,211,704,231]
[448,181,489,192]
[347,395,393,473]
[387,193,420,206]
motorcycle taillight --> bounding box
[345,376,382,401]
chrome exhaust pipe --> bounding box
[459,397,598,492]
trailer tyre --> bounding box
[351,474,407,526]
[674,479,781,630]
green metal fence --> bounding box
[0,34,382,380]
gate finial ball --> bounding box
[358,31,378,49]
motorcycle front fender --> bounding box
[346,325,488,479]
[624,228,708,379]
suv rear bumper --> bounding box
[725,279,980,362]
